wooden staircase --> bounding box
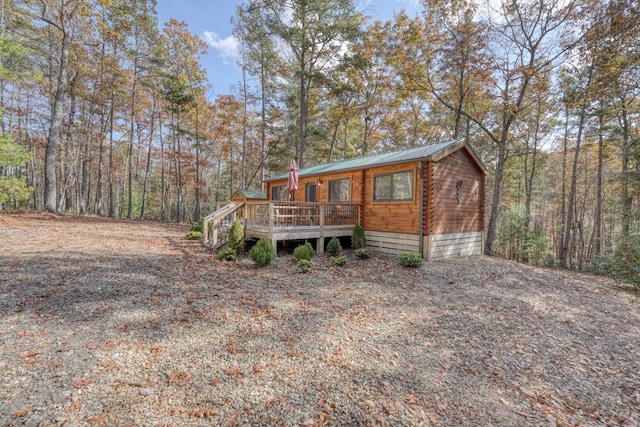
[202,202,244,251]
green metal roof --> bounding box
[236,189,267,199]
[268,138,478,181]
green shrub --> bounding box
[612,233,640,288]
[327,236,342,256]
[355,247,372,259]
[249,238,276,267]
[398,252,424,268]
[298,259,316,273]
[217,248,237,261]
[590,234,640,288]
[294,242,315,261]
[331,255,348,266]
[191,218,204,233]
[228,218,244,252]
[589,254,615,277]
[351,224,367,249]
[185,230,202,240]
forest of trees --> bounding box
[1,0,638,271]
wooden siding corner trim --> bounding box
[424,161,433,235]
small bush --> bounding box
[217,248,236,261]
[612,233,640,288]
[191,219,204,233]
[351,224,367,249]
[354,247,372,259]
[590,234,640,288]
[228,218,244,252]
[589,254,615,277]
[331,255,348,266]
[294,242,315,261]
[185,230,202,240]
[398,252,424,268]
[298,259,315,273]
[249,238,276,267]
[327,236,342,256]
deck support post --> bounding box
[317,204,325,254]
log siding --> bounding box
[431,148,484,235]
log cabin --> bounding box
[204,138,486,260]
[268,138,486,259]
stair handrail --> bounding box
[202,202,245,249]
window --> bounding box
[271,185,286,201]
[328,178,350,202]
[373,171,413,201]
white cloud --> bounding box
[203,31,239,61]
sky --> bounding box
[155,0,422,99]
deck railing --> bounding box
[244,202,360,230]
[202,201,360,252]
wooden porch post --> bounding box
[269,202,277,255]
[317,203,325,254]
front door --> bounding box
[306,182,317,202]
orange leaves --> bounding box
[20,351,38,359]
[169,406,218,420]
[75,378,93,388]
[98,360,117,371]
[225,367,244,377]
[20,351,39,364]
[66,401,82,413]
[188,407,218,419]
[168,370,191,387]
[404,393,420,405]
[104,341,123,350]
[87,414,106,424]
[13,407,32,417]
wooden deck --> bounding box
[203,201,360,254]
[243,202,360,254]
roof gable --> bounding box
[267,138,486,181]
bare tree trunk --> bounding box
[328,114,342,163]
[617,96,632,236]
[558,103,569,259]
[241,62,248,190]
[127,55,139,219]
[194,102,201,221]
[298,66,308,168]
[562,100,588,269]
[108,94,116,217]
[485,140,507,255]
[594,103,604,256]
[159,108,166,221]
[260,62,267,191]
[140,93,156,220]
[43,22,71,213]
[524,100,542,227]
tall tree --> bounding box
[256,0,362,168]
[395,0,580,255]
[33,0,83,213]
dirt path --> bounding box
[1,213,639,426]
